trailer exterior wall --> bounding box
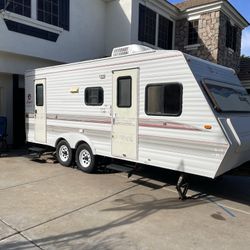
[25,50,231,178]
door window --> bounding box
[117,76,132,108]
[36,84,44,106]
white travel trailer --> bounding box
[25,45,250,198]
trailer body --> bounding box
[25,45,250,178]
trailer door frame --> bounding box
[34,79,47,144]
[111,68,139,161]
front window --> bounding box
[158,15,173,49]
[3,0,31,17]
[138,4,156,46]
[138,4,173,49]
[204,80,250,113]
[226,21,237,51]
[37,0,70,30]
[37,0,59,27]
[188,20,199,45]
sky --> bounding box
[168,0,250,56]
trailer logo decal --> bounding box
[27,94,32,104]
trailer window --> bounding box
[146,83,182,116]
[204,83,250,113]
[117,76,132,108]
[85,87,104,106]
[36,84,44,106]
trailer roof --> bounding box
[25,49,184,76]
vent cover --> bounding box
[112,44,154,57]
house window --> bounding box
[2,0,31,17]
[85,87,104,106]
[37,0,70,30]
[117,77,132,108]
[188,20,199,45]
[138,4,174,49]
[226,21,237,51]
[138,4,156,46]
[158,15,173,49]
[37,0,59,26]
[146,83,182,116]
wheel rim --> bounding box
[79,149,91,168]
[59,145,69,162]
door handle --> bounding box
[112,113,117,124]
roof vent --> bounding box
[111,44,154,57]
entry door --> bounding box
[34,79,47,143]
[112,68,139,160]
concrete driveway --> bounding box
[0,151,249,250]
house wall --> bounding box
[0,0,107,63]
[175,11,220,64]
[175,11,243,72]
[105,0,133,56]
[0,51,59,75]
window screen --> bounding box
[37,0,59,27]
[158,15,173,49]
[146,83,182,116]
[226,21,237,51]
[85,87,104,106]
[37,0,70,30]
[36,84,44,107]
[4,0,31,17]
[117,77,132,108]
[138,4,157,46]
[188,20,199,45]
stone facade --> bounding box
[175,11,242,72]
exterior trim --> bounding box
[178,1,249,29]
[4,19,59,42]
[0,11,63,34]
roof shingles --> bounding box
[175,0,225,11]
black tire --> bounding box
[75,143,96,173]
[56,140,73,167]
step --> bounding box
[26,152,41,159]
[106,164,134,173]
[28,147,47,154]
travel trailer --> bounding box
[25,45,250,199]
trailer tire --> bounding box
[75,143,96,173]
[56,140,73,167]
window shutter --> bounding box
[138,4,146,42]
[59,0,70,31]
[226,21,231,48]
[168,20,173,49]
[232,26,237,51]
[0,0,5,9]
